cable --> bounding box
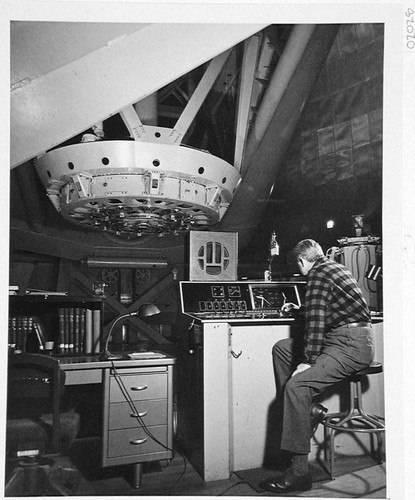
[218,480,250,496]
[351,246,359,281]
[361,245,371,292]
[166,446,188,494]
[231,471,262,495]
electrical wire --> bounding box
[351,246,359,281]
[218,480,251,496]
[361,246,371,293]
[166,447,188,494]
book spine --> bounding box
[8,316,17,350]
[79,308,86,353]
[93,309,101,354]
[32,318,45,351]
[64,308,69,353]
[74,307,80,354]
[85,309,93,354]
[68,308,74,354]
[58,308,65,354]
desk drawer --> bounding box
[109,400,167,430]
[109,373,167,402]
[107,425,167,458]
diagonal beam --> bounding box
[218,25,339,248]
[69,264,170,344]
[234,35,262,172]
[241,24,316,172]
[11,23,266,168]
[170,49,232,144]
[119,104,146,141]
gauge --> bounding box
[227,285,241,298]
[250,286,285,310]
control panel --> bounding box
[179,281,305,322]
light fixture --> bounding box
[100,303,161,361]
[138,303,162,319]
[326,219,335,229]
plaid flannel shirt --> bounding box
[302,256,371,365]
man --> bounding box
[260,239,374,494]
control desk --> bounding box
[179,280,305,322]
[177,280,306,481]
[177,280,384,482]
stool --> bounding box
[322,362,385,479]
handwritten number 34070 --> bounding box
[406,8,415,50]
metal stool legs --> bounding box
[322,369,385,480]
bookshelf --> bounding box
[8,295,104,355]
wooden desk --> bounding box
[57,353,176,488]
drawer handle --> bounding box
[130,438,147,445]
[131,411,148,418]
[131,385,148,391]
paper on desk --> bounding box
[128,351,167,359]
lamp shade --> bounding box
[139,303,161,318]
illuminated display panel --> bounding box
[249,284,301,310]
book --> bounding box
[92,309,101,354]
[74,308,80,354]
[8,316,17,349]
[79,308,86,353]
[58,307,65,354]
[85,309,93,354]
[68,308,74,354]
[32,317,46,350]
[64,308,69,353]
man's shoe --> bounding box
[259,468,312,494]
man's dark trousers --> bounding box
[273,325,374,454]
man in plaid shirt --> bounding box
[260,239,374,494]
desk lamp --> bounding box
[100,303,161,361]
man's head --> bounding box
[292,239,324,275]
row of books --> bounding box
[57,307,101,355]
[8,315,38,352]
[8,308,102,355]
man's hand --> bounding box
[291,363,311,377]
[281,302,300,313]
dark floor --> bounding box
[4,437,386,497]
[63,438,386,497]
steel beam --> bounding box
[234,35,262,171]
[218,25,340,248]
[11,22,266,168]
[171,49,231,144]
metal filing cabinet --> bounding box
[102,360,175,487]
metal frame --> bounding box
[322,365,385,480]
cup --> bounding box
[44,341,54,352]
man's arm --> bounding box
[302,270,330,365]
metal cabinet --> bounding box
[102,363,174,487]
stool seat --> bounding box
[321,361,385,480]
[351,361,383,378]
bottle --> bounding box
[270,231,279,256]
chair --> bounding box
[5,353,81,496]
[322,361,385,480]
